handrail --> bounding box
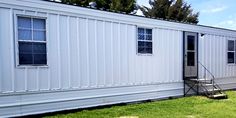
[198,61,215,96]
[213,79,224,92]
[198,61,225,96]
[198,61,215,80]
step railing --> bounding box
[184,62,226,98]
[198,62,215,81]
[198,62,217,96]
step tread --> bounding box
[197,79,212,81]
[205,88,220,92]
[202,84,213,86]
[189,78,212,82]
[210,94,227,99]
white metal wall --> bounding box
[0,0,236,117]
[0,0,235,94]
[0,8,15,93]
[199,34,236,79]
[0,8,183,94]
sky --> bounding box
[137,0,236,30]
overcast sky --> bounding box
[137,0,236,30]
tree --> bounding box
[95,0,111,9]
[140,0,172,19]
[110,0,137,14]
[59,0,137,14]
[140,0,199,24]
[61,0,89,6]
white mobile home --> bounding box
[0,0,236,117]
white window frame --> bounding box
[14,13,48,68]
[227,39,236,65]
[136,27,153,55]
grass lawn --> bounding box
[44,91,236,118]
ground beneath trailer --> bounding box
[42,91,236,118]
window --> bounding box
[137,28,152,54]
[227,40,235,64]
[187,35,196,66]
[17,16,47,66]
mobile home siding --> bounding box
[0,8,184,92]
[198,34,236,89]
[0,0,236,117]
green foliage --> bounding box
[61,0,89,6]
[140,0,199,24]
[44,91,236,118]
[59,0,136,14]
[141,0,172,19]
[95,0,111,9]
[110,0,137,13]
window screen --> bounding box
[137,28,152,54]
[227,40,235,64]
[17,16,47,65]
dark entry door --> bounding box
[184,32,198,78]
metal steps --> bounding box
[210,93,228,99]
[186,78,227,99]
[184,62,227,99]
[190,78,212,84]
[205,88,220,92]
[203,83,214,86]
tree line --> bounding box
[55,0,199,24]
[60,0,136,14]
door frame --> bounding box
[183,31,199,80]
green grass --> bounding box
[44,91,236,118]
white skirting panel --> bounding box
[0,82,183,117]
[215,76,236,90]
[190,77,236,94]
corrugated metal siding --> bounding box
[0,8,15,93]
[0,0,235,95]
[0,1,236,117]
[199,34,236,79]
[0,7,184,93]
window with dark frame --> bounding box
[17,16,47,65]
[137,28,152,54]
[227,40,235,64]
[187,35,195,66]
